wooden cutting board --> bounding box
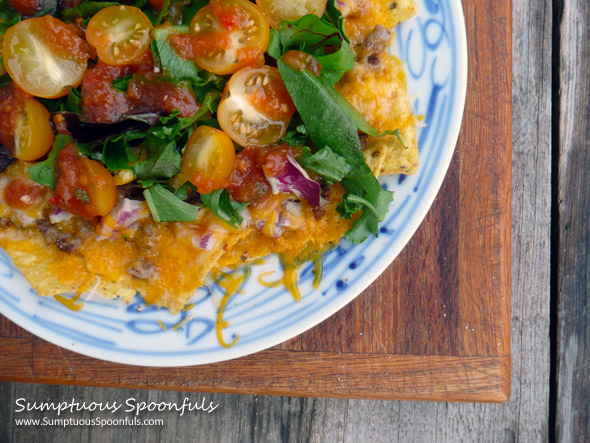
[0,0,511,402]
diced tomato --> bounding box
[227,145,302,203]
[126,77,200,118]
[262,149,291,176]
[149,0,165,10]
[0,85,25,150]
[50,145,118,221]
[3,178,45,210]
[9,0,47,17]
[81,62,133,124]
[227,147,270,203]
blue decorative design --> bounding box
[0,0,467,365]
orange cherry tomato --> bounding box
[2,16,91,98]
[0,85,55,161]
[168,0,270,75]
[51,145,118,221]
[217,66,296,147]
[0,33,5,77]
[13,98,55,161]
[86,6,153,66]
[255,0,326,28]
[182,126,236,194]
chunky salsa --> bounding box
[0,0,419,315]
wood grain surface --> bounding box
[556,0,590,440]
[3,0,583,439]
[0,0,512,402]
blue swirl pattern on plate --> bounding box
[0,0,467,366]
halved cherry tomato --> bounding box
[182,126,236,194]
[86,6,153,66]
[14,98,55,161]
[217,66,296,147]
[0,85,55,161]
[255,0,326,28]
[2,16,91,98]
[0,32,4,77]
[51,145,118,221]
[168,0,270,75]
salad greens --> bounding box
[28,135,73,189]
[15,0,400,244]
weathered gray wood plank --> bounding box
[556,0,590,440]
[0,0,555,441]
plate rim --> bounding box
[0,0,468,367]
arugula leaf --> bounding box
[60,1,119,21]
[200,189,248,229]
[112,75,132,93]
[152,26,202,80]
[339,188,392,243]
[134,139,181,180]
[278,59,393,243]
[144,183,200,222]
[298,146,350,184]
[268,12,353,85]
[28,135,72,189]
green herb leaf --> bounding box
[0,0,20,34]
[322,0,349,43]
[181,0,208,25]
[269,12,353,84]
[278,59,393,243]
[175,180,197,201]
[66,87,82,113]
[112,75,132,93]
[201,189,248,229]
[281,114,310,147]
[60,1,119,21]
[154,0,170,25]
[152,26,203,80]
[134,139,181,181]
[298,146,350,184]
[28,135,72,189]
[144,183,200,222]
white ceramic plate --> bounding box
[0,0,467,366]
